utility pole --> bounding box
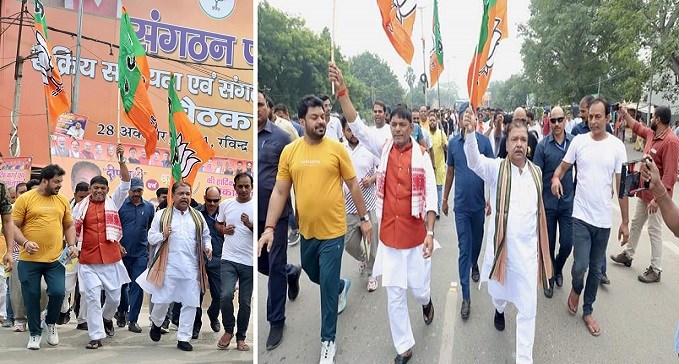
[9,0,28,157]
[418,5,427,107]
[597,76,601,96]
[71,0,84,112]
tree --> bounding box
[405,81,460,109]
[487,74,532,110]
[348,52,405,112]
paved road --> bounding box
[0,292,253,363]
[258,142,679,363]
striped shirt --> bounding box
[344,144,379,214]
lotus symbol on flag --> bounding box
[393,0,416,24]
[172,133,202,179]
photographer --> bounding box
[642,158,679,238]
[610,105,679,283]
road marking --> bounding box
[438,282,458,364]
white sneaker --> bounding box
[27,335,41,350]
[319,341,336,364]
[46,324,58,346]
[337,278,351,314]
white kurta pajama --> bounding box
[137,207,211,342]
[348,116,438,354]
[464,132,539,364]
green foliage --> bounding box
[487,75,532,110]
[347,52,405,112]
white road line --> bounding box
[438,282,458,364]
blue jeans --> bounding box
[436,185,443,215]
[571,218,610,316]
[221,260,253,341]
[117,255,148,323]
[454,209,485,300]
[546,207,573,277]
[5,278,13,321]
[300,235,345,342]
[17,260,65,336]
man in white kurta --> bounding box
[137,183,212,351]
[463,110,551,364]
[74,150,132,349]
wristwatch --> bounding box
[360,214,370,222]
[426,230,434,237]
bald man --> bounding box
[533,106,575,298]
[497,108,539,161]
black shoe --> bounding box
[160,319,170,334]
[192,328,200,340]
[460,299,470,319]
[544,286,553,298]
[128,322,142,333]
[266,325,284,350]
[210,320,221,333]
[149,322,162,342]
[422,299,434,325]
[177,341,193,351]
[76,322,88,330]
[103,318,115,337]
[494,310,505,331]
[555,273,563,288]
[471,265,480,283]
[57,311,68,325]
[600,273,611,285]
[287,265,302,301]
[394,350,413,363]
[115,311,127,328]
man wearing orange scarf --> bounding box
[463,109,552,364]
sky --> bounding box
[263,0,532,98]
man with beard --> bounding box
[115,177,156,333]
[533,106,574,298]
[12,164,78,349]
[52,136,70,157]
[72,146,132,348]
[259,92,372,364]
[333,63,436,364]
[610,106,679,283]
[463,109,552,364]
[137,182,212,351]
[256,90,302,351]
[552,98,628,337]
[106,145,117,161]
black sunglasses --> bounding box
[550,117,565,124]
[205,198,221,203]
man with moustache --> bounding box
[93,144,105,161]
[52,136,70,157]
[333,63,436,363]
[319,95,344,142]
[442,104,494,320]
[72,146,131,348]
[551,98,628,336]
[81,142,95,160]
[463,108,552,364]
[137,182,212,351]
[256,90,302,351]
[497,108,539,161]
[12,164,78,349]
[70,140,83,159]
[115,176,156,333]
[258,89,372,363]
[610,106,679,283]
[372,100,392,147]
[533,106,574,298]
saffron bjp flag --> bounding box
[33,0,70,130]
[118,6,158,157]
[467,0,508,109]
[428,0,444,89]
[377,0,417,64]
[168,74,214,188]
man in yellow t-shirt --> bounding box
[12,164,78,350]
[258,94,373,363]
[427,113,448,218]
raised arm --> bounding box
[462,109,500,184]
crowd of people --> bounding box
[257,61,678,364]
[0,147,254,353]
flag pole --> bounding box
[418,5,427,106]
[330,0,336,95]
[469,43,480,111]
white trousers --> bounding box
[386,284,430,355]
[150,302,196,342]
[492,298,535,364]
[0,277,6,319]
[84,284,121,340]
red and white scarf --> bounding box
[73,197,123,243]
[375,137,427,220]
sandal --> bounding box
[236,339,250,351]
[567,290,579,316]
[367,278,379,292]
[217,332,233,349]
[422,300,434,325]
[583,315,601,337]
[86,340,102,349]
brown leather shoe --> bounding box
[610,252,633,267]
[638,266,661,283]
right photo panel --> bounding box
[256,0,679,363]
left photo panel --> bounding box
[0,0,254,361]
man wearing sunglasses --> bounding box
[534,107,574,299]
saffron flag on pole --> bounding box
[33,0,70,130]
[118,6,158,157]
[377,0,417,64]
[428,0,443,89]
[467,0,508,109]
[168,74,214,188]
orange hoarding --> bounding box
[0,0,253,202]
[0,157,32,188]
